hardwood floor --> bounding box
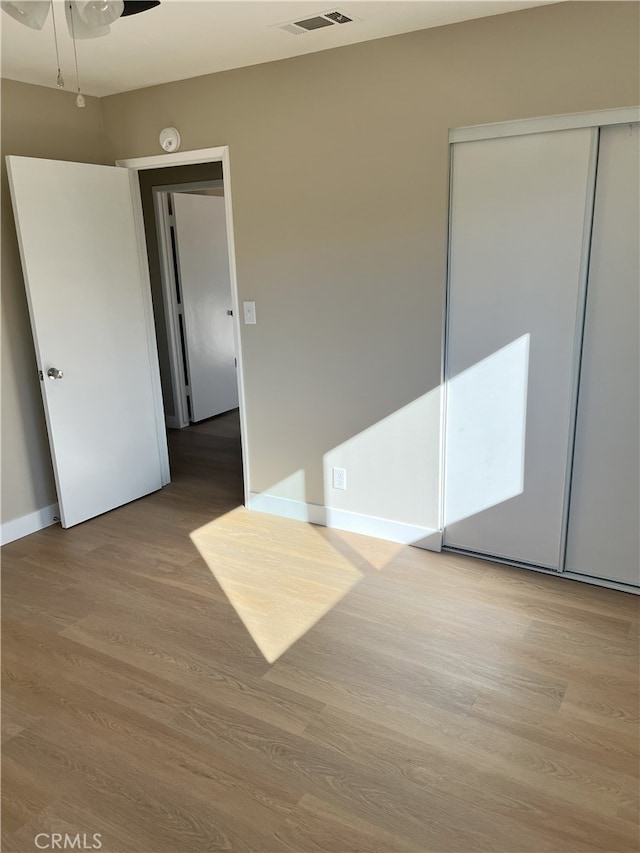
[2,411,639,852]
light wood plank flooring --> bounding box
[2,412,639,852]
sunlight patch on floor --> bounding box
[190,507,365,662]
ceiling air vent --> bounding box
[277,10,354,35]
[295,16,335,30]
[323,11,352,24]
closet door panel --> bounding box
[444,128,595,568]
[565,123,640,586]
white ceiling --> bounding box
[1,0,556,98]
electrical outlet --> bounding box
[332,466,347,490]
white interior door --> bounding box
[7,156,169,529]
[443,128,596,569]
[565,123,640,586]
[172,192,238,422]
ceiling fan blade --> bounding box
[121,1,160,16]
[65,1,110,38]
[1,1,50,30]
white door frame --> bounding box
[154,189,188,429]
[153,180,224,429]
[116,147,250,505]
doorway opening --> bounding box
[119,148,248,508]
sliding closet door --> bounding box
[565,123,640,586]
[444,128,596,569]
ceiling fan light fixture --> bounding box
[76,0,124,27]
[1,0,50,29]
[65,1,110,38]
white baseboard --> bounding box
[248,492,442,551]
[1,503,60,546]
[165,415,183,429]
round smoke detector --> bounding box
[159,127,181,153]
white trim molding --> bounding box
[115,147,229,170]
[444,546,639,595]
[450,106,640,144]
[249,492,443,551]
[165,414,182,430]
[153,189,190,430]
[1,502,60,546]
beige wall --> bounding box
[101,2,639,529]
[2,2,639,531]
[1,80,109,523]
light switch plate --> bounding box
[243,301,256,324]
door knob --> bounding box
[47,367,63,380]
[226,309,233,316]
